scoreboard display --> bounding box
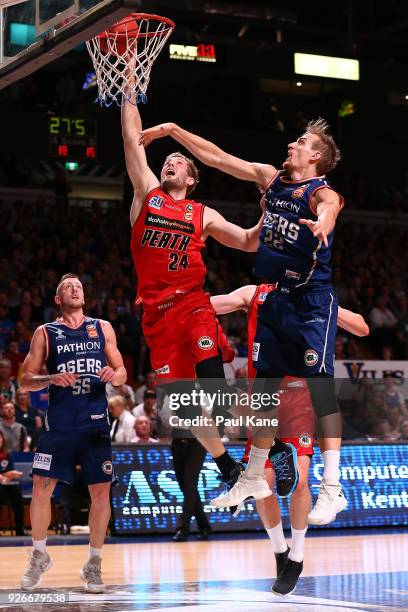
[111,442,408,534]
[49,116,97,160]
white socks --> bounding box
[322,450,340,484]
[245,445,269,478]
[266,523,308,561]
[266,523,287,554]
[89,545,102,560]
[33,538,47,554]
[289,526,307,563]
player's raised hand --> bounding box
[299,218,329,247]
[98,365,117,383]
[139,123,174,147]
[49,372,79,387]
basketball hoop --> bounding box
[86,13,175,107]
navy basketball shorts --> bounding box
[32,428,114,485]
[253,285,338,378]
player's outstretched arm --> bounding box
[338,307,369,337]
[210,285,256,315]
[100,321,127,385]
[300,188,343,247]
[121,73,160,225]
[139,122,276,189]
[203,207,263,252]
[20,327,79,391]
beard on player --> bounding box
[161,173,187,195]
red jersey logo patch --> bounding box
[184,204,193,221]
[86,324,99,338]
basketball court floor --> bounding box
[0,2,407,612]
[1,530,407,611]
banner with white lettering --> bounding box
[111,443,408,534]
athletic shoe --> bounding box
[308,481,348,525]
[210,472,272,508]
[21,550,53,590]
[272,558,303,596]
[172,529,188,542]
[269,440,298,497]
[80,556,106,593]
[275,547,290,577]
[217,461,244,515]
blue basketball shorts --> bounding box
[32,428,115,485]
[253,285,338,377]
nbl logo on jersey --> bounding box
[292,184,308,199]
[86,324,99,338]
[258,292,268,303]
[148,195,164,210]
[184,204,193,221]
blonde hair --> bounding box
[305,118,341,175]
[165,152,199,196]
[56,273,80,296]
[108,395,127,410]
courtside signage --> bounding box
[111,443,408,534]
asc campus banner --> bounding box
[111,443,408,535]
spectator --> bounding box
[382,374,407,417]
[0,306,15,351]
[400,419,408,441]
[382,404,404,441]
[29,365,49,419]
[0,430,26,536]
[134,370,157,405]
[105,382,135,410]
[4,339,25,380]
[0,359,19,403]
[130,415,158,444]
[108,395,135,443]
[369,296,397,359]
[0,402,29,452]
[14,389,42,448]
[132,390,158,436]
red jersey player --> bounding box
[210,284,369,595]
[121,94,265,488]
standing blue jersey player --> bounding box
[20,273,127,592]
[140,118,347,526]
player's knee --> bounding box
[293,475,309,497]
[32,476,56,501]
[256,492,277,514]
[307,373,339,418]
[89,483,111,506]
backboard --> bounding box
[0,0,143,89]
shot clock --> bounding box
[49,116,97,160]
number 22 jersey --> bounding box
[254,172,344,287]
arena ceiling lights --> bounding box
[294,52,360,81]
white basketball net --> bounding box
[86,14,174,107]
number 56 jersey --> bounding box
[43,318,109,432]
[131,187,207,306]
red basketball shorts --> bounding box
[142,289,228,380]
[243,380,315,465]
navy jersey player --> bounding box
[20,274,126,592]
[140,118,346,525]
